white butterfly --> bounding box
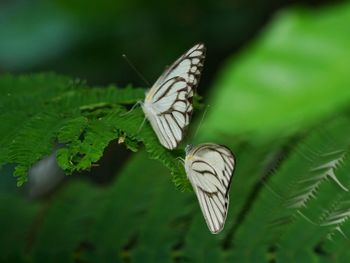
[185,143,235,234]
[141,43,206,150]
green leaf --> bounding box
[0,193,40,262]
[201,3,350,142]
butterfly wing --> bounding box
[142,43,206,149]
[152,43,206,89]
[185,143,235,233]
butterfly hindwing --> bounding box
[185,143,235,234]
[142,43,206,149]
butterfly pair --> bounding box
[140,43,235,234]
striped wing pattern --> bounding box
[142,43,206,149]
[185,143,235,234]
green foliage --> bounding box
[11,152,195,263]
[0,73,188,189]
[0,193,40,262]
[1,115,350,262]
[228,116,350,262]
[200,3,350,142]
[2,2,350,263]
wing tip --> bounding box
[209,224,225,234]
[195,42,206,49]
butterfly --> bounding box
[185,143,235,234]
[141,43,206,150]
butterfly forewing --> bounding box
[142,43,206,149]
[185,143,235,234]
[154,43,205,87]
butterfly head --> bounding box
[144,87,155,103]
[185,144,194,154]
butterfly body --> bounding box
[141,44,206,149]
[185,143,235,234]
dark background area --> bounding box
[0,0,337,87]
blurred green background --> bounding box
[1,0,350,262]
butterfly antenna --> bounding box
[137,116,147,133]
[122,54,151,87]
[120,101,142,117]
[194,104,210,138]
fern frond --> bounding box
[8,111,65,186]
[228,116,350,261]
[0,73,189,190]
[322,212,350,261]
[285,149,348,209]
